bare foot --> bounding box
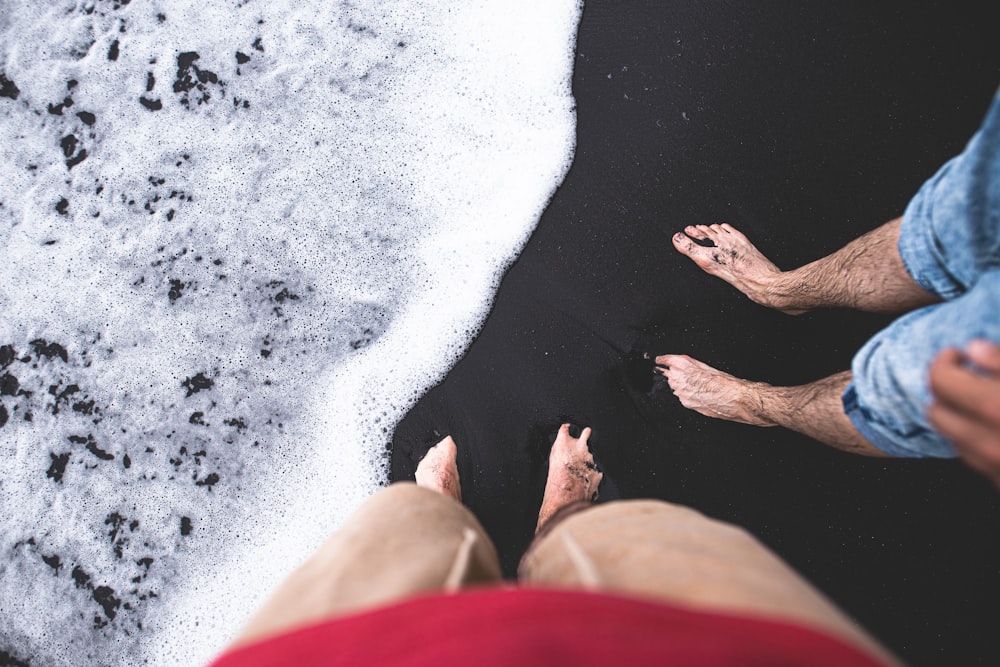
[415,435,462,502]
[654,354,776,427]
[536,424,603,533]
[672,223,805,315]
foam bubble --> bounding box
[0,1,580,664]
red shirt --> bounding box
[210,587,890,667]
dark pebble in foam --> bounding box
[31,339,68,362]
[93,585,121,620]
[56,197,69,215]
[48,96,74,115]
[43,553,62,572]
[236,51,251,64]
[71,565,90,589]
[273,287,299,303]
[0,73,19,100]
[86,441,115,461]
[76,110,96,125]
[224,417,247,431]
[139,96,162,111]
[195,472,220,488]
[0,649,30,667]
[67,149,88,169]
[108,40,120,61]
[168,278,185,302]
[52,385,81,414]
[47,452,70,482]
[180,516,193,536]
[182,372,214,397]
[177,51,200,72]
[0,372,18,396]
[60,134,78,158]
[0,345,14,368]
[0,403,7,428]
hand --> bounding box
[928,340,1000,488]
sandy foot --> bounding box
[672,223,804,315]
[415,435,462,501]
[536,424,603,532]
[654,354,775,427]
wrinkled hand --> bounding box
[928,339,1000,488]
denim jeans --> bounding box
[843,87,1000,458]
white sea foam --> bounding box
[0,0,580,664]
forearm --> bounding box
[748,371,890,457]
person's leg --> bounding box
[656,269,1000,459]
[842,270,1000,459]
[653,356,885,456]
[672,86,1000,315]
[672,85,1000,316]
[672,218,939,315]
[521,498,899,665]
[230,436,502,649]
[658,89,1000,455]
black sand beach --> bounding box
[393,3,1000,665]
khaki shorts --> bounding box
[232,483,896,665]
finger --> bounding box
[929,349,1000,422]
[929,401,1000,482]
[966,339,1000,374]
[928,400,1000,465]
[928,347,964,399]
[579,427,592,443]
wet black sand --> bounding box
[392,3,1000,665]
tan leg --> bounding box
[672,218,939,315]
[653,358,887,457]
[231,482,502,648]
[520,500,899,666]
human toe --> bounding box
[653,353,674,367]
[684,225,710,239]
[672,232,702,256]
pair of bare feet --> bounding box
[415,424,603,533]
[654,223,791,426]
